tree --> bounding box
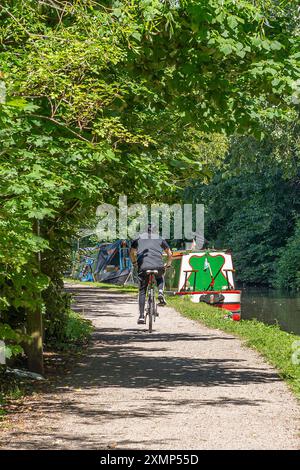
[185,119,300,287]
[275,221,300,290]
[0,0,299,369]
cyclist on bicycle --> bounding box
[130,225,173,325]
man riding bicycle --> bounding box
[130,225,173,325]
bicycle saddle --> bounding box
[146,270,159,274]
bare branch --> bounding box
[37,0,68,12]
[31,114,93,144]
[0,4,32,37]
[47,200,81,235]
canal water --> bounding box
[242,288,300,335]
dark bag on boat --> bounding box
[200,293,225,305]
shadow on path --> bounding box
[0,287,283,450]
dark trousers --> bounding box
[138,269,165,316]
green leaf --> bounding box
[220,44,233,56]
[132,31,142,42]
[5,98,28,108]
[270,41,283,51]
[227,15,238,30]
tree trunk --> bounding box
[26,219,44,375]
[26,306,44,375]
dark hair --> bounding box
[148,223,158,234]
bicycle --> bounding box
[145,269,160,334]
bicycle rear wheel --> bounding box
[148,288,154,333]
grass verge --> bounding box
[169,296,300,399]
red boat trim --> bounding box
[216,303,241,309]
[215,301,241,305]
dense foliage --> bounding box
[0,0,299,363]
[185,121,300,289]
[276,220,300,290]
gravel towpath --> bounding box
[1,284,299,450]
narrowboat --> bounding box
[165,250,241,319]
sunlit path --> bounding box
[1,284,299,450]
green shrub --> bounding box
[64,310,93,344]
[43,279,72,344]
[0,371,23,418]
[47,309,93,350]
